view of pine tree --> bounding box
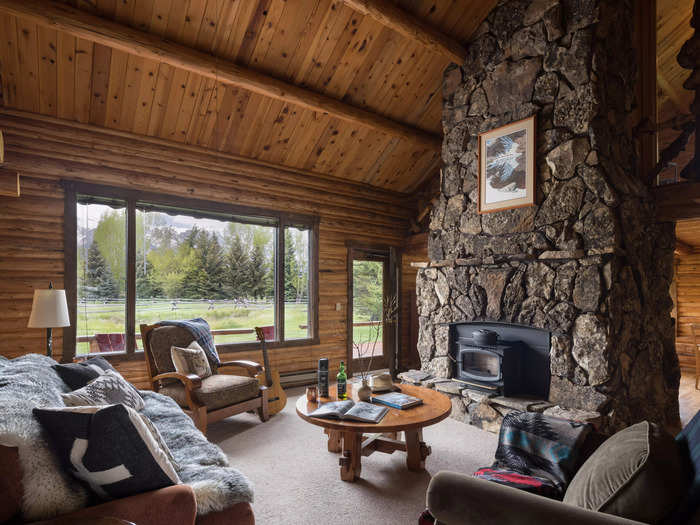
[224,234,252,299]
[248,242,272,299]
[85,241,119,299]
[284,229,299,301]
[91,209,126,295]
[135,255,163,298]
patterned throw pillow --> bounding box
[53,357,116,390]
[62,370,145,411]
[170,341,212,379]
[33,404,180,500]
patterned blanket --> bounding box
[157,318,220,367]
[474,411,591,499]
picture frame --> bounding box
[478,115,536,214]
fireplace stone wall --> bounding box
[416,0,680,433]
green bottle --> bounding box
[337,361,347,400]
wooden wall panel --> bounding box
[676,252,700,373]
[399,232,427,371]
[0,109,418,390]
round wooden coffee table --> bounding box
[296,383,451,482]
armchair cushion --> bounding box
[148,326,196,376]
[160,374,260,411]
[171,342,212,379]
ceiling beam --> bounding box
[340,0,466,64]
[0,0,442,150]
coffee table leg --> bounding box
[339,431,362,482]
[405,429,431,471]
[325,429,343,453]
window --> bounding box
[65,182,318,359]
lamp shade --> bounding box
[27,289,70,328]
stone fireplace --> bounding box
[410,0,680,434]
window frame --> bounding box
[62,181,320,363]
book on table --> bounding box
[371,392,423,409]
[309,400,388,423]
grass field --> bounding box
[76,300,380,354]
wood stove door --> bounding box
[346,246,395,376]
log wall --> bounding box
[676,252,700,373]
[0,109,418,389]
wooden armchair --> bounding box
[140,323,269,435]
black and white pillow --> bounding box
[33,404,180,500]
[53,357,116,390]
[62,370,145,411]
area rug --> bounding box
[208,387,497,525]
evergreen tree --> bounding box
[85,241,119,299]
[249,243,271,299]
[284,229,299,301]
[224,233,252,299]
[135,254,163,298]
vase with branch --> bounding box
[351,295,399,401]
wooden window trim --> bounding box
[62,181,320,363]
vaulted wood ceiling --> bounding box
[657,0,694,177]
[0,0,497,194]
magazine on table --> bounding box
[309,400,388,423]
[371,392,423,410]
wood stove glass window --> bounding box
[462,349,500,380]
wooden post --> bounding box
[339,431,362,481]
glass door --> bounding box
[347,248,393,375]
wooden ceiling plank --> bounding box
[73,37,93,123]
[145,62,173,136]
[322,14,381,100]
[148,0,172,38]
[302,118,340,172]
[130,58,159,135]
[312,119,361,175]
[234,0,273,65]
[0,15,19,108]
[158,68,190,140]
[195,0,223,52]
[173,72,203,143]
[213,84,245,150]
[259,105,307,164]
[56,32,76,120]
[180,0,208,48]
[294,3,355,88]
[39,27,60,116]
[209,0,238,55]
[247,0,287,71]
[262,0,318,79]
[247,100,290,159]
[224,90,266,153]
[239,96,282,157]
[340,0,465,63]
[113,0,136,25]
[131,0,155,32]
[185,77,215,144]
[88,43,111,126]
[281,110,331,168]
[15,18,40,113]
[220,0,257,60]
[282,0,332,80]
[118,55,145,131]
[0,0,441,148]
[102,48,129,129]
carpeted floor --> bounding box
[208,387,498,525]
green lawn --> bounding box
[76,300,310,354]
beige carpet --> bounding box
[208,388,498,525]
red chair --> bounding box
[90,333,126,353]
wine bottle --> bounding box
[337,361,347,400]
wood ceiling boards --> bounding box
[0,0,497,193]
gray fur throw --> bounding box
[0,354,253,521]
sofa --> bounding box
[0,354,255,525]
[426,412,700,525]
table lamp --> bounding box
[27,282,70,357]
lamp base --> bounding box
[46,327,52,358]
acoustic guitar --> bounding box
[254,327,287,416]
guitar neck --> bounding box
[260,338,273,386]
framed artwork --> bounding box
[478,115,536,214]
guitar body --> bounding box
[254,327,287,416]
[255,369,287,416]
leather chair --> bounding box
[140,323,269,435]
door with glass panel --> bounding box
[347,248,394,375]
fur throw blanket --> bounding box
[0,354,253,521]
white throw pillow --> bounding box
[61,370,144,411]
[170,341,212,379]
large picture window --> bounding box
[65,182,319,360]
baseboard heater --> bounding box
[280,369,317,388]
